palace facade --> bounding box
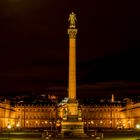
[0,100,140,130]
[0,102,15,129]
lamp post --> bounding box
[128,121,131,129]
[100,120,103,128]
[16,122,20,131]
[91,120,94,128]
[7,124,11,139]
[110,120,112,129]
[136,124,140,139]
[49,110,52,132]
[86,120,88,132]
[116,121,118,129]
[110,105,112,129]
[24,104,26,130]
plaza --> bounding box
[0,130,140,140]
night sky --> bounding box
[0,0,140,96]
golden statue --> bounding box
[68,12,77,28]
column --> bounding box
[68,29,77,101]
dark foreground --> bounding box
[0,130,140,140]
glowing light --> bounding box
[100,120,103,124]
[7,124,11,129]
[56,123,60,127]
[16,123,20,127]
[136,124,140,129]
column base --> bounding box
[61,120,85,137]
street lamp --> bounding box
[128,121,131,129]
[116,122,118,129]
[91,120,94,128]
[136,124,140,129]
[7,124,11,129]
[16,122,20,131]
[50,121,52,131]
[7,124,11,139]
[88,121,90,130]
[110,121,112,129]
[136,124,140,139]
[86,120,88,132]
[100,120,103,130]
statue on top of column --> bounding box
[68,12,77,29]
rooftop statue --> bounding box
[68,12,77,28]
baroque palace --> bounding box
[0,97,140,130]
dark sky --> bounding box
[0,0,140,95]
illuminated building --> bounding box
[81,104,126,129]
[0,100,140,130]
[0,102,15,129]
[14,104,57,129]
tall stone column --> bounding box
[68,29,77,101]
[61,12,84,136]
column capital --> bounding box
[68,29,77,39]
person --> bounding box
[68,12,77,28]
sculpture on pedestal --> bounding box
[63,107,68,118]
